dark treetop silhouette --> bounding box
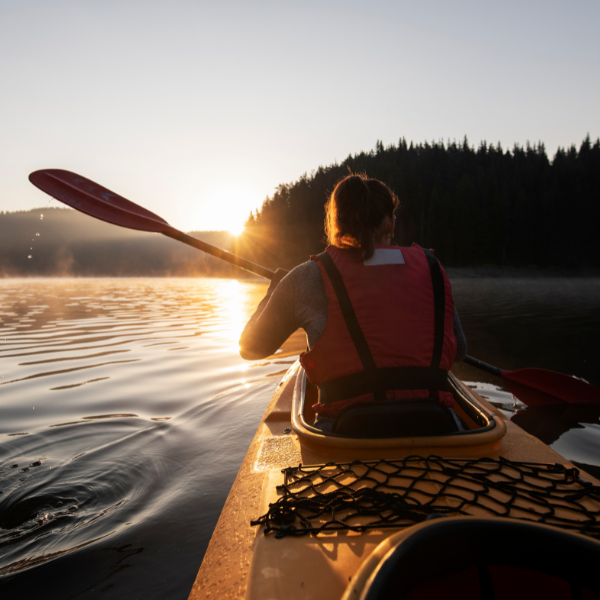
[234,136,600,272]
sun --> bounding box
[183,182,260,234]
[227,220,246,237]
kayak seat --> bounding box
[359,518,600,600]
[332,399,459,438]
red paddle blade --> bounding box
[502,368,600,406]
[29,169,175,234]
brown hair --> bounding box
[324,173,399,259]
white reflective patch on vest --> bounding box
[363,248,405,266]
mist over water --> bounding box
[0,277,599,598]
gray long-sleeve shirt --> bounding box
[239,259,468,361]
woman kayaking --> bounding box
[239,173,467,433]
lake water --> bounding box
[1,277,599,599]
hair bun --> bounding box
[324,173,399,260]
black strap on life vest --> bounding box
[422,248,445,369]
[317,366,451,404]
[316,249,449,405]
[422,247,446,402]
[318,251,386,402]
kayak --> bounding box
[26,167,600,597]
[188,362,600,600]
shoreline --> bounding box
[2,267,600,280]
[445,266,600,279]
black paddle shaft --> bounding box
[463,355,503,377]
[166,231,275,280]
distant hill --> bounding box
[0,207,240,277]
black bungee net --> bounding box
[250,455,600,539]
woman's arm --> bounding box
[239,261,328,360]
[239,268,297,360]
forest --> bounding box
[234,136,600,271]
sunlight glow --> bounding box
[222,280,244,351]
[227,220,246,237]
[184,182,262,232]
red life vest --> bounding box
[300,244,457,417]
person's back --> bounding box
[239,173,466,432]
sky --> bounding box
[1,0,598,234]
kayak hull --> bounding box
[188,362,600,600]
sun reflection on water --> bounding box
[222,279,245,350]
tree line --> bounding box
[234,136,600,270]
[3,136,598,277]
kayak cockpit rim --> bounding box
[296,368,494,437]
[291,365,507,448]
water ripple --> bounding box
[1,276,599,599]
[0,278,291,597]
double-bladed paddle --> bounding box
[29,168,600,407]
[463,356,600,406]
[28,169,274,280]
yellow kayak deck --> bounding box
[189,363,600,600]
